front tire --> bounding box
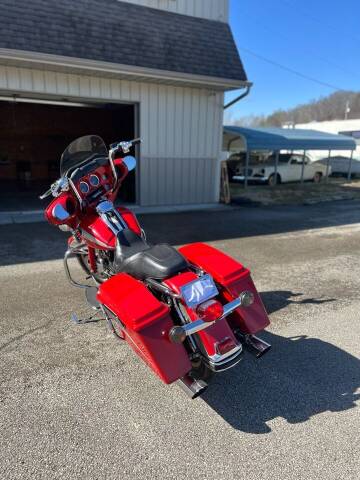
[268,173,281,186]
[76,249,109,284]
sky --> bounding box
[224,0,360,123]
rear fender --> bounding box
[164,272,239,358]
[179,243,270,334]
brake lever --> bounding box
[39,189,52,200]
[39,177,69,200]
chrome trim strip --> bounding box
[207,344,242,365]
[68,177,82,205]
[96,201,127,235]
[207,354,243,372]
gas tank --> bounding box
[80,207,142,250]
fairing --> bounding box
[44,191,79,228]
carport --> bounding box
[223,126,356,187]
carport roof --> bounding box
[0,0,248,87]
[224,126,357,151]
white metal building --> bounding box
[294,119,360,161]
[0,0,249,207]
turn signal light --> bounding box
[196,299,223,323]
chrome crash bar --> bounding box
[169,291,254,343]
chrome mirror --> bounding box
[52,204,70,221]
[123,155,136,172]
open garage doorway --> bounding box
[0,99,137,211]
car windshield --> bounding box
[60,135,108,175]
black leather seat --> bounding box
[114,230,188,280]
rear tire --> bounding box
[313,172,322,183]
[191,359,213,382]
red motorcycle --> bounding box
[41,135,271,398]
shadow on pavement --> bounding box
[260,290,336,314]
[202,331,360,433]
[1,200,360,266]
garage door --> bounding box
[0,99,136,211]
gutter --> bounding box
[224,84,252,109]
[0,48,251,91]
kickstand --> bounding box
[71,311,104,325]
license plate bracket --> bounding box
[180,274,219,308]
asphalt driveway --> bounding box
[0,201,359,479]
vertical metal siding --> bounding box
[119,0,229,22]
[0,65,223,206]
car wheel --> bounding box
[268,174,281,186]
[313,172,322,183]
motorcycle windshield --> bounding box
[60,135,108,175]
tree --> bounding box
[231,91,360,127]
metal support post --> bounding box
[300,150,306,183]
[244,150,250,189]
[347,150,354,181]
[325,150,331,183]
[274,151,279,186]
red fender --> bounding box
[179,243,270,334]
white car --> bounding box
[315,155,360,178]
[232,153,330,186]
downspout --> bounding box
[223,84,252,110]
[218,84,252,202]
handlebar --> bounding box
[109,138,141,191]
[110,137,142,155]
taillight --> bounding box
[196,299,223,323]
[216,337,237,355]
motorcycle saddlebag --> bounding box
[179,243,270,334]
[97,273,191,384]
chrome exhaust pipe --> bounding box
[236,332,271,358]
[176,375,208,399]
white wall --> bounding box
[295,119,360,161]
[119,0,229,22]
[296,119,360,136]
[0,65,224,205]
